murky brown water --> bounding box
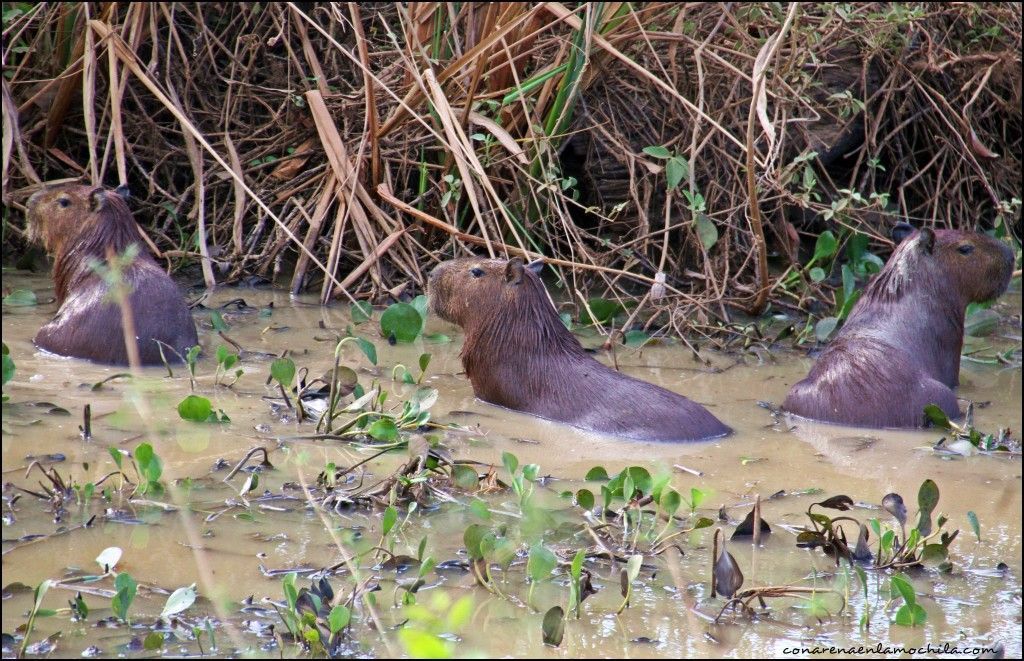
[3,269,1021,658]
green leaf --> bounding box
[809,266,827,282]
[585,298,622,325]
[411,295,429,320]
[695,213,718,250]
[328,605,350,634]
[916,479,939,536]
[575,488,595,510]
[626,554,643,582]
[453,465,479,490]
[541,606,565,647]
[353,337,377,365]
[502,451,518,477]
[642,145,672,159]
[527,543,557,582]
[890,574,916,607]
[2,289,37,306]
[418,352,431,373]
[815,316,839,342]
[894,603,927,627]
[367,418,398,442]
[210,309,229,331]
[2,347,14,386]
[463,524,490,560]
[270,358,296,388]
[922,404,951,429]
[160,584,197,618]
[398,629,451,658]
[812,230,838,263]
[177,395,213,422]
[666,156,688,189]
[660,488,681,517]
[585,466,609,481]
[351,301,373,324]
[967,511,981,542]
[382,505,398,536]
[380,303,424,343]
[143,632,165,650]
[623,330,650,348]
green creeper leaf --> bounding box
[382,505,398,536]
[695,213,718,250]
[642,145,672,159]
[666,156,688,189]
[812,230,838,263]
[809,266,827,282]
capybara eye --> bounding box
[57,197,71,208]
[470,267,484,278]
[957,244,974,256]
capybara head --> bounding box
[878,225,1015,306]
[27,183,135,258]
[428,257,548,328]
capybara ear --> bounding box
[113,184,131,200]
[891,222,916,244]
[505,257,525,284]
[915,227,936,255]
[88,188,107,213]
[526,259,544,276]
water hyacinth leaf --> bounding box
[143,633,165,650]
[895,603,927,627]
[920,544,948,566]
[853,524,872,561]
[967,511,981,541]
[692,517,715,530]
[3,289,37,306]
[541,606,565,647]
[623,330,651,348]
[2,343,14,386]
[527,543,557,582]
[816,495,854,511]
[923,404,951,429]
[178,395,213,422]
[809,266,827,283]
[271,358,296,388]
[367,418,398,442]
[350,301,373,324]
[713,547,744,598]
[469,498,490,520]
[410,294,429,320]
[585,466,609,481]
[890,574,916,606]
[522,464,540,482]
[418,352,431,373]
[916,479,939,536]
[210,309,229,331]
[380,303,423,343]
[660,488,681,517]
[96,547,123,572]
[585,298,621,325]
[352,336,378,365]
[453,465,479,490]
[576,488,595,510]
[463,524,490,560]
[502,451,518,477]
[690,487,707,510]
[623,467,653,497]
[328,605,350,634]
[732,508,771,538]
[882,493,907,526]
[160,584,197,618]
[382,506,398,536]
[112,572,137,622]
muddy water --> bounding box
[2,269,1021,658]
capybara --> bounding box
[26,183,198,365]
[783,224,1014,428]
[428,257,731,442]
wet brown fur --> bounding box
[27,183,198,365]
[783,228,1014,428]
[428,257,730,442]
